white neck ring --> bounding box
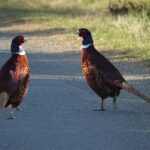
[12,50,26,55]
[82,44,92,48]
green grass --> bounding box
[0,0,150,60]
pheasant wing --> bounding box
[90,51,125,89]
[0,70,18,94]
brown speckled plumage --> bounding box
[0,35,30,118]
[81,46,123,101]
[78,28,150,110]
[2,54,30,108]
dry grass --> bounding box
[0,0,150,60]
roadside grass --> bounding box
[0,0,150,60]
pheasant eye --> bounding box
[82,31,86,36]
[18,37,21,41]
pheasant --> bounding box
[77,28,150,111]
[0,35,30,118]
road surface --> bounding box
[0,45,150,150]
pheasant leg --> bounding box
[113,97,118,110]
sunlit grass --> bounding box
[0,0,150,60]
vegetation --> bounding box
[0,0,150,60]
[109,0,150,15]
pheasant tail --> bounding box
[0,92,9,111]
[122,82,150,103]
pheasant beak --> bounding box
[24,38,28,42]
[23,38,28,43]
[75,31,81,36]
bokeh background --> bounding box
[0,0,150,59]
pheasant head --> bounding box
[77,28,93,46]
[11,35,27,55]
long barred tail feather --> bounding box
[122,82,150,103]
[0,92,9,111]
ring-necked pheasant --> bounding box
[0,35,30,118]
[77,28,150,111]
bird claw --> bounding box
[6,109,16,119]
[113,105,118,111]
[100,108,105,111]
[9,115,15,119]
[93,108,105,111]
[6,107,21,119]
[16,106,21,112]
[6,114,15,120]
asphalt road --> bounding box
[0,50,150,150]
